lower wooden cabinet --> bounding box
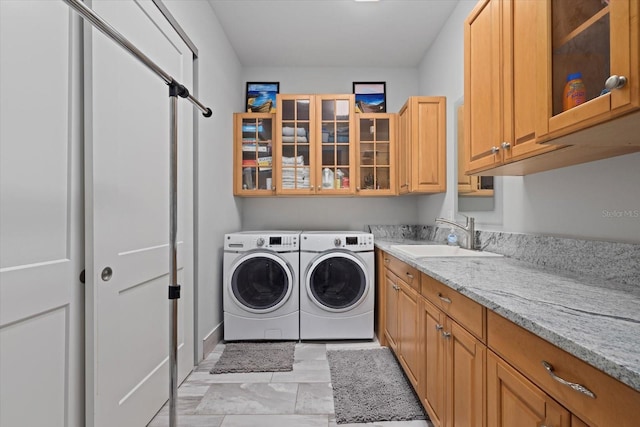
[420,295,485,427]
[377,251,640,427]
[487,350,570,427]
[384,269,420,389]
[421,297,445,427]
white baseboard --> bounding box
[202,322,223,358]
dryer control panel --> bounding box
[301,231,374,252]
[225,231,300,251]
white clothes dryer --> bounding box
[299,231,375,340]
[223,231,300,341]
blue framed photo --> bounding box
[245,82,279,113]
[353,82,386,113]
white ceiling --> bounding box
[207,0,460,67]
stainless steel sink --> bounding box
[390,244,503,258]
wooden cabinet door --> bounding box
[234,113,276,196]
[446,319,486,427]
[397,103,410,194]
[502,0,559,163]
[275,94,315,195]
[487,350,570,427]
[315,94,355,195]
[409,97,446,193]
[397,280,420,389]
[355,113,396,196]
[464,0,503,173]
[420,298,446,427]
[544,0,640,137]
[384,271,399,352]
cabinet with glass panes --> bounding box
[539,0,639,142]
[355,113,396,196]
[233,112,275,196]
[275,94,355,195]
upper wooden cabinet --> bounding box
[465,0,561,175]
[464,0,640,176]
[233,112,276,196]
[398,96,446,194]
[539,0,640,144]
[274,94,356,196]
[355,113,397,196]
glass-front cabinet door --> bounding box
[275,94,315,195]
[233,113,274,196]
[356,113,396,196]
[542,0,638,137]
[316,94,355,195]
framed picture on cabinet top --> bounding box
[245,82,279,113]
[353,81,386,113]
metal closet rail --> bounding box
[61,1,212,426]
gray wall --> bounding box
[417,0,640,243]
[240,67,422,231]
[164,0,243,359]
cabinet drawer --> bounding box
[420,273,485,341]
[382,253,420,291]
[488,311,640,427]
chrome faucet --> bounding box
[435,214,476,250]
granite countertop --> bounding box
[375,238,640,393]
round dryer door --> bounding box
[305,251,369,312]
[229,252,294,313]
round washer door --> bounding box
[305,251,369,312]
[229,251,294,314]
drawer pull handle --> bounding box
[405,272,414,280]
[438,293,452,304]
[435,324,443,331]
[541,361,596,399]
[442,331,451,339]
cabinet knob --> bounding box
[491,146,500,154]
[435,324,444,331]
[356,187,361,191]
[501,141,511,150]
[605,75,628,90]
[442,331,451,339]
[405,272,414,280]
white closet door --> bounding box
[84,1,194,426]
[0,2,84,427]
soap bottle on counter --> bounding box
[447,228,458,246]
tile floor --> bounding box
[148,340,432,427]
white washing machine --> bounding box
[223,231,300,341]
[299,231,375,340]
